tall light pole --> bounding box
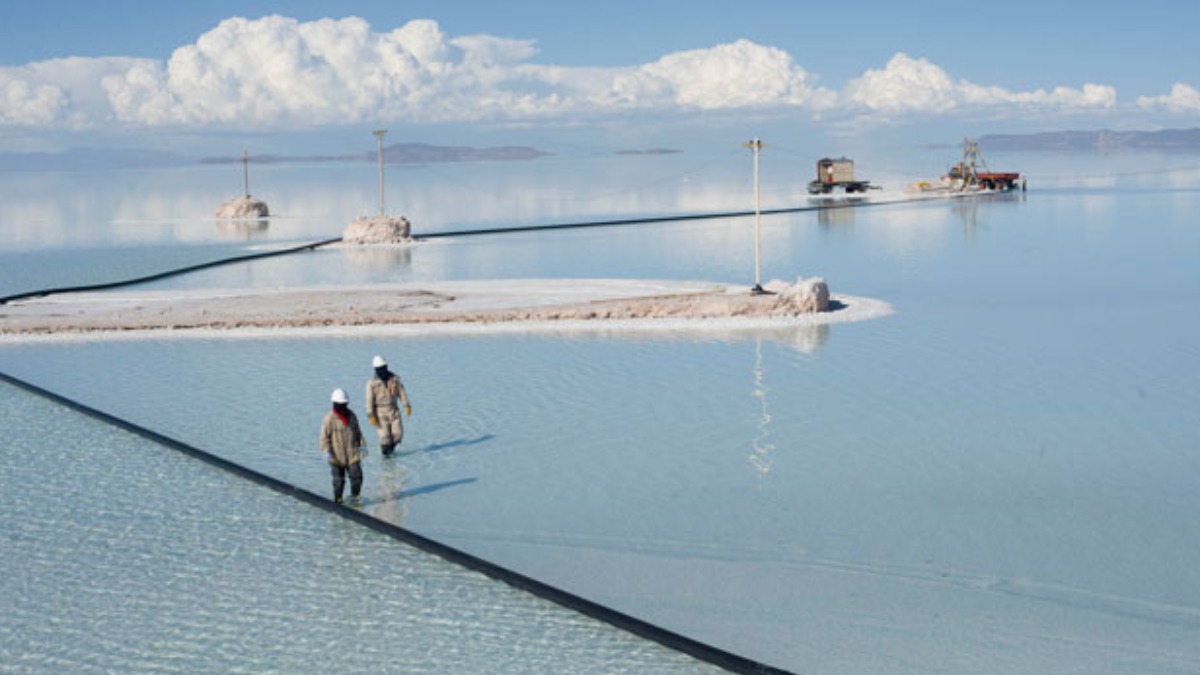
[742,138,766,293]
[373,129,388,217]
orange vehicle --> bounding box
[914,138,1024,193]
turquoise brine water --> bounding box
[0,379,722,674]
[2,150,1199,673]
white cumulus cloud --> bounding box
[1136,83,1200,113]
[508,39,835,117]
[844,53,1115,116]
[638,39,834,110]
[0,17,1120,132]
[0,73,70,126]
[1,56,150,128]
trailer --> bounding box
[807,157,879,195]
[974,172,1022,191]
[911,138,1025,194]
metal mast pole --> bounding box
[241,149,249,198]
[373,129,388,216]
[742,138,765,293]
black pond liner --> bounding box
[0,370,795,675]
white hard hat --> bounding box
[330,388,349,404]
[372,355,387,368]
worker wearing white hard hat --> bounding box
[365,355,411,457]
[320,387,366,505]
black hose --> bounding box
[0,195,956,306]
[417,197,915,239]
[0,237,342,305]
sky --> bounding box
[0,0,1196,155]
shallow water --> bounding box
[0,379,722,674]
[2,151,1200,673]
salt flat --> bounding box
[0,278,892,340]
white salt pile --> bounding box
[762,276,830,313]
[343,215,412,244]
[216,196,270,218]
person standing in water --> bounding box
[365,355,411,457]
[320,388,366,505]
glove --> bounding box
[360,447,368,458]
[323,452,333,464]
[368,414,378,427]
[405,404,412,418]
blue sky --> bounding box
[0,1,1195,154]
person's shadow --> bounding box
[388,433,496,458]
[361,434,495,509]
[361,477,477,508]
[416,433,496,455]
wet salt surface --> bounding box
[0,380,722,674]
[3,153,1200,673]
[0,278,889,338]
[5,309,1199,673]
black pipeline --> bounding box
[0,197,923,307]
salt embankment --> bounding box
[0,277,891,341]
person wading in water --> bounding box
[365,355,411,457]
[320,387,366,505]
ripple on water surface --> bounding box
[0,380,725,674]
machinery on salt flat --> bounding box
[806,157,880,196]
[911,137,1025,194]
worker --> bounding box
[320,388,366,505]
[365,355,411,457]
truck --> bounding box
[910,138,1025,194]
[807,157,879,195]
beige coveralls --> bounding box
[365,374,409,450]
[319,408,365,502]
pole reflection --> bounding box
[748,337,775,478]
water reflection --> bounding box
[341,244,414,271]
[216,218,270,239]
[534,321,831,353]
[701,322,829,354]
[951,190,1024,238]
[748,337,775,478]
[863,191,1028,256]
[817,203,856,229]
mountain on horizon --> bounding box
[198,142,551,165]
[0,142,552,172]
[978,128,1200,151]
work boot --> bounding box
[334,495,343,505]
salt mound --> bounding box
[216,196,270,218]
[762,276,830,313]
[343,215,413,244]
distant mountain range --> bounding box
[198,142,551,165]
[8,129,1197,172]
[978,128,1200,151]
[0,142,552,171]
